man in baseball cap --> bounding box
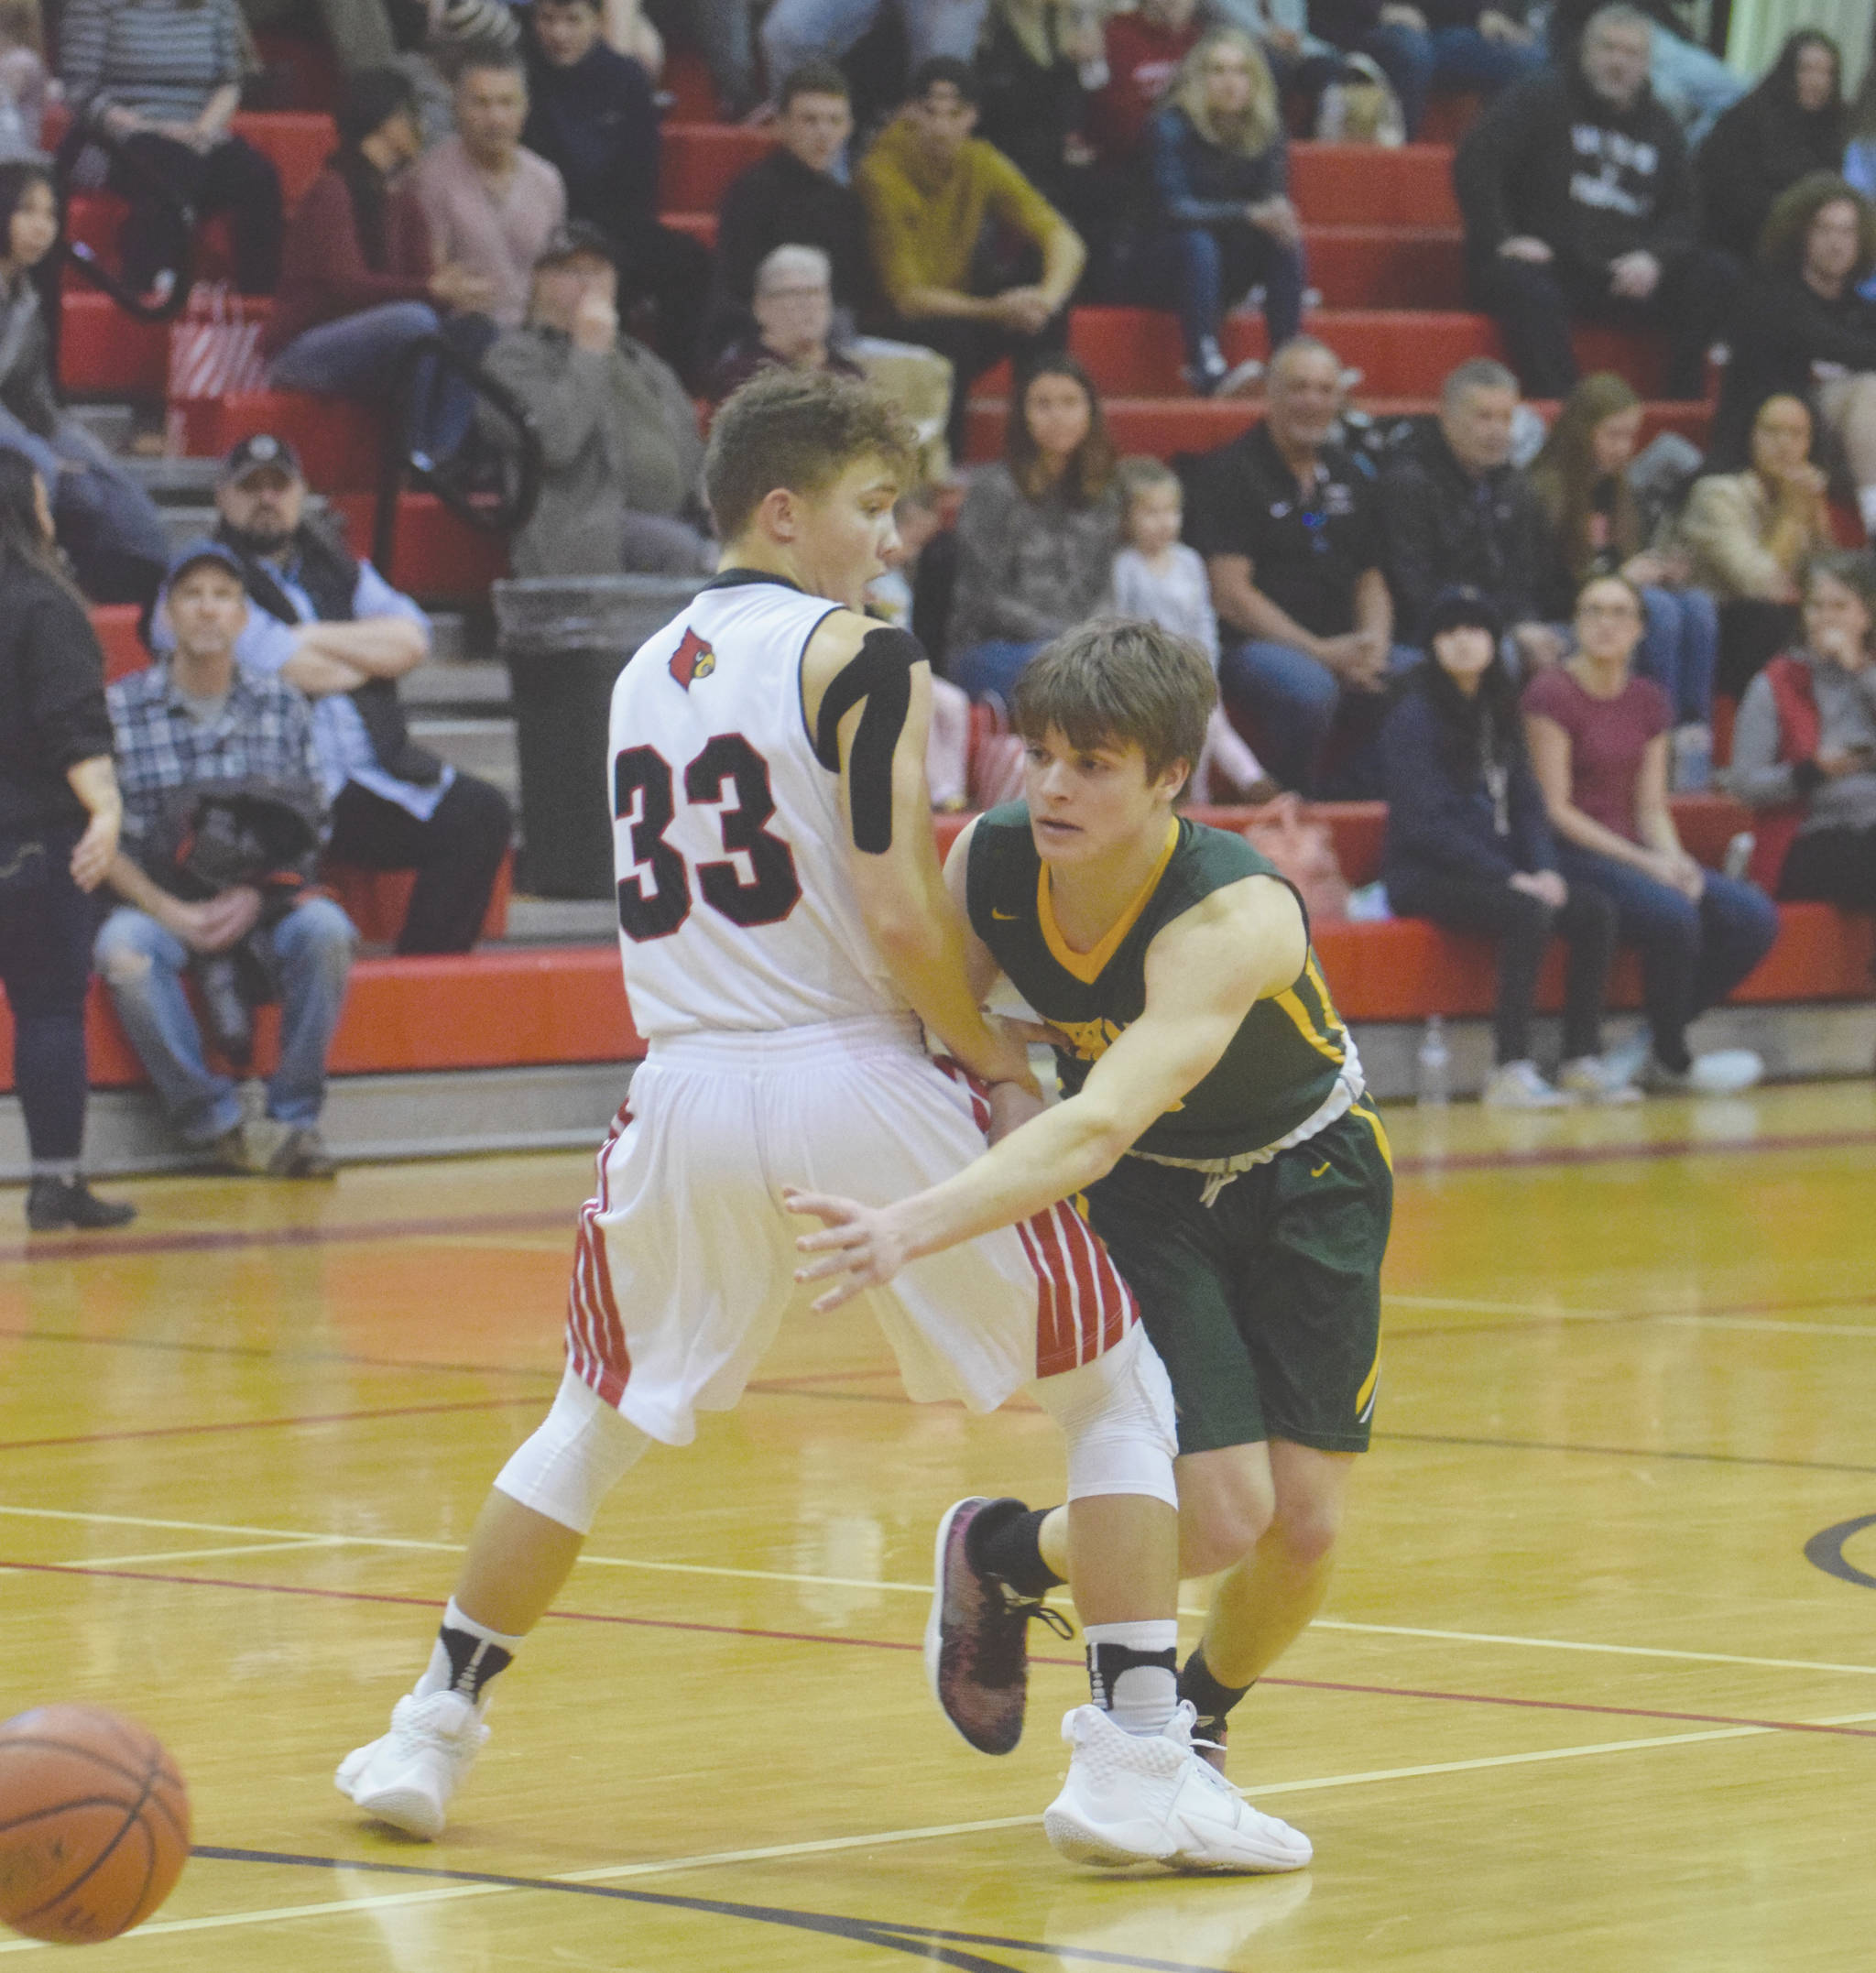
[146,434,514,957]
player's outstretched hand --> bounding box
[786,1189,913,1314]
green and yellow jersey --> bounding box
[965,803,1359,1163]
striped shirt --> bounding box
[106,662,324,860]
[59,0,244,127]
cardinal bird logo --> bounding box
[670,627,716,689]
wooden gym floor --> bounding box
[3,1080,1874,1970]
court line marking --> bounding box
[1656,1314,1876,1337]
[8,1712,1875,1956]
[16,1550,1876,1743]
[6,1503,1876,1680]
[4,1124,1872,1270]
[0,1399,538,1457]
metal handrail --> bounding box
[372,332,544,577]
[53,116,196,324]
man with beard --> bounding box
[153,435,512,955]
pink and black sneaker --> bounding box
[924,1496,1073,1755]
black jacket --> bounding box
[1454,70,1696,279]
[0,562,113,837]
[1378,420,1559,642]
[1380,661,1557,893]
[523,39,660,236]
[1696,81,1846,261]
[708,147,876,344]
[1372,421,1562,638]
[1710,272,1876,468]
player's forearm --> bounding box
[871,910,1027,1087]
[890,1095,1133,1265]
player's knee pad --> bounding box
[1029,1326,1179,1510]
[493,1366,649,1535]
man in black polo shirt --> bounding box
[1184,339,1409,794]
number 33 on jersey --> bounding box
[607,573,907,1040]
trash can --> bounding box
[495,575,704,898]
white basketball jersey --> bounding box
[607,573,906,1038]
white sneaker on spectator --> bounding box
[1689,1049,1764,1095]
[1481,1061,1570,1109]
[1557,1054,1644,1105]
[1602,1034,1651,1088]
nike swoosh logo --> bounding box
[1311,1162,1330,1178]
[992,910,1020,921]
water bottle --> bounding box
[1415,1015,1451,1108]
[1672,723,1713,793]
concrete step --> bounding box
[500,897,617,945]
[403,650,506,710]
[409,714,518,804]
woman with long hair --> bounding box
[0,450,135,1229]
[1524,573,1780,1095]
[1529,372,1719,779]
[1146,28,1303,396]
[1728,550,1876,910]
[1380,585,1629,1108]
[945,355,1121,702]
[0,160,170,605]
[1710,172,1876,535]
[1675,393,1834,697]
[1697,31,1845,264]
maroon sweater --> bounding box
[263,167,437,357]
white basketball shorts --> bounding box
[563,1014,1139,1445]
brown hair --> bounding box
[1010,617,1214,784]
[0,2,42,53]
[1528,372,1642,583]
[778,60,849,108]
[1758,172,1876,282]
[1804,548,1876,642]
[704,368,916,542]
[1007,355,1116,506]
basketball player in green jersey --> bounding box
[791,616,1392,1773]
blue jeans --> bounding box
[93,898,357,1146]
[1553,850,1778,1072]
[0,406,170,606]
[1356,23,1545,139]
[1635,584,1718,726]
[1219,638,1416,795]
[1646,26,1744,146]
[761,0,985,83]
[950,638,1048,704]
[1159,224,1305,376]
[267,301,482,463]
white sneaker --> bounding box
[1689,1048,1764,1095]
[335,1691,488,1839]
[1480,1060,1570,1109]
[1556,1054,1644,1105]
[1042,1702,1312,1874]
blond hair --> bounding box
[1172,28,1280,158]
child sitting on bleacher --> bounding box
[1110,454,1271,802]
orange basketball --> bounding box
[0,1706,191,1945]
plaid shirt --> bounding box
[106,661,326,865]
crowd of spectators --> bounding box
[10,0,1876,1214]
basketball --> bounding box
[0,1706,191,1946]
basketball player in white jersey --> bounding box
[334,371,1307,1873]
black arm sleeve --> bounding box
[813,624,925,853]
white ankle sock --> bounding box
[415,1597,527,1703]
[1084,1619,1179,1735]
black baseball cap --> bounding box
[1424,584,1503,643]
[534,222,617,271]
[166,538,247,587]
[222,433,304,484]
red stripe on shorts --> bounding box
[566,1099,634,1408]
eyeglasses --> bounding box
[1576,599,1641,620]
